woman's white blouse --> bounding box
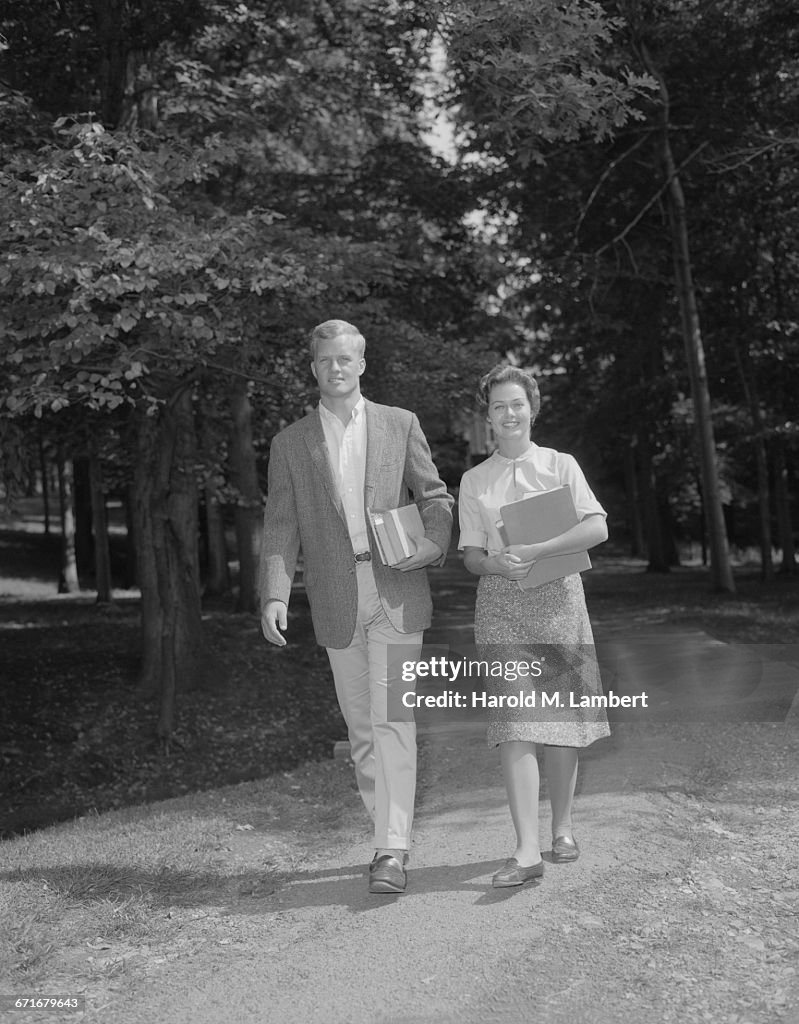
[458,443,607,556]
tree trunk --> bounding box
[133,389,221,740]
[134,416,162,694]
[89,445,114,603]
[56,450,79,593]
[637,431,669,573]
[695,471,708,566]
[637,41,735,593]
[123,486,138,589]
[92,0,129,128]
[624,440,646,558]
[773,440,797,575]
[662,137,735,590]
[73,455,94,585]
[229,378,262,613]
[204,488,231,596]
[731,335,774,580]
[657,485,680,567]
[38,427,51,536]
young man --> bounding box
[260,319,453,893]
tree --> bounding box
[5,0,644,739]
[0,0,202,126]
[438,0,799,581]
[622,3,735,591]
[0,118,317,735]
[229,377,262,613]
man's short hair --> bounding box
[309,320,366,360]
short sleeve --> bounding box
[457,472,488,550]
[557,454,607,520]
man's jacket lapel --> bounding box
[303,409,346,522]
[364,400,386,507]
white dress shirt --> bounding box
[318,397,370,553]
[458,442,606,556]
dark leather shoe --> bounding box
[369,854,407,894]
[491,858,544,888]
[551,835,580,863]
[369,851,409,872]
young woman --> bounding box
[458,365,610,887]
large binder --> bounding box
[368,504,425,565]
[498,485,591,590]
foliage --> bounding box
[438,0,799,555]
[0,2,508,449]
[1,118,323,416]
[0,0,204,123]
[443,0,654,166]
[3,0,797,715]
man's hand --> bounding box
[395,537,444,572]
[261,599,288,646]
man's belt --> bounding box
[354,550,372,562]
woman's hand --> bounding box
[502,543,545,564]
[489,550,536,581]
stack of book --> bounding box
[498,485,591,590]
[368,504,425,566]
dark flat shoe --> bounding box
[491,857,544,888]
[369,855,407,894]
[551,835,580,863]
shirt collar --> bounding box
[492,441,537,464]
[318,396,365,426]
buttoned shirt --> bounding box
[458,442,606,556]
[318,397,370,553]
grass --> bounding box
[0,562,342,838]
[583,556,799,646]
[0,756,365,993]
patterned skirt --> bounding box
[475,573,611,748]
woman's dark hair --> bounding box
[477,365,541,423]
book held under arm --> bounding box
[367,504,426,566]
[498,485,591,590]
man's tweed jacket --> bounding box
[259,400,454,649]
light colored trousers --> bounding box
[326,560,421,850]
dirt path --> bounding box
[92,712,798,1024]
